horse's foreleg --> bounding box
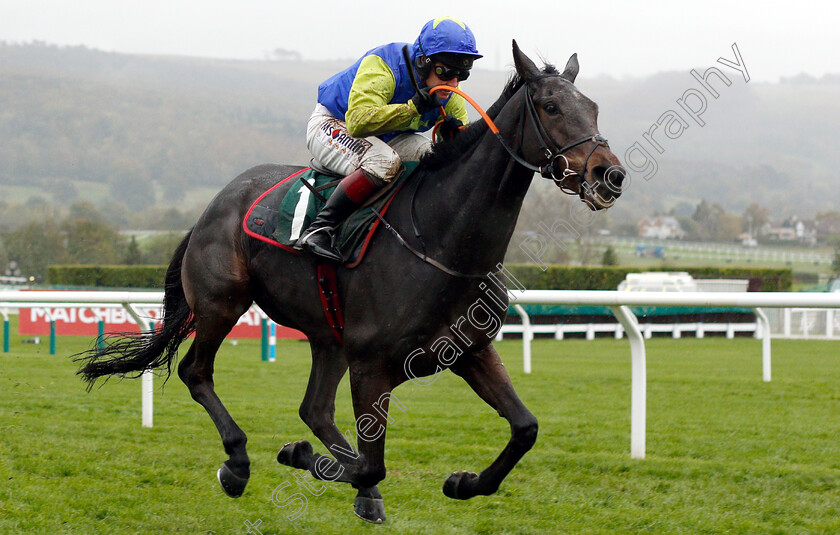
[445,344,538,500]
[345,364,395,523]
[178,329,250,498]
[278,345,363,476]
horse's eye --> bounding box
[544,103,560,115]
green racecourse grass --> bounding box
[1,332,839,534]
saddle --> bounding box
[243,162,419,267]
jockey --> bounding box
[297,16,482,262]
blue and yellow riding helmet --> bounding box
[412,17,482,78]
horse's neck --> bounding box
[416,115,534,272]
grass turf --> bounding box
[0,332,838,534]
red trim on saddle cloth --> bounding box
[344,182,406,269]
[242,167,407,270]
[241,167,310,254]
[342,169,379,204]
[316,264,344,344]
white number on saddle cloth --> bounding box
[290,178,315,241]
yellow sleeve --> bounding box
[345,55,423,138]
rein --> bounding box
[368,204,500,280]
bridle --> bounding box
[495,76,609,199]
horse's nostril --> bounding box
[593,164,626,194]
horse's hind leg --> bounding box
[178,313,251,498]
[444,344,538,500]
[276,343,385,522]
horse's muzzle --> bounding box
[586,164,627,209]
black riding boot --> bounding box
[298,168,381,262]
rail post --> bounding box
[124,303,154,428]
[754,308,772,382]
[609,305,646,460]
[261,318,268,362]
[269,322,276,362]
[97,320,105,350]
[2,309,9,353]
[49,319,56,355]
[512,304,532,374]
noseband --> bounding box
[499,77,609,198]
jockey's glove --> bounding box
[411,87,443,114]
[438,115,464,139]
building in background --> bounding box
[637,216,686,240]
[763,217,817,245]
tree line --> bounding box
[3,41,840,227]
[0,201,185,282]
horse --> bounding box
[74,40,626,523]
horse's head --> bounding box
[512,40,625,210]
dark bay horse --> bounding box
[75,41,626,523]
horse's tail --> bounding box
[74,230,196,389]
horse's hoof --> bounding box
[443,470,479,500]
[217,463,249,498]
[353,496,386,524]
[277,441,313,469]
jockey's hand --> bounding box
[411,87,443,114]
[438,115,464,140]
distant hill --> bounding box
[1,42,838,227]
[588,70,840,222]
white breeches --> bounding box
[306,104,431,182]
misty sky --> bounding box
[2,0,838,82]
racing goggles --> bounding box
[433,63,471,81]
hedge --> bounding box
[505,265,793,292]
[47,265,168,289]
[47,264,793,292]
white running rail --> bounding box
[0,291,163,428]
[512,290,840,459]
[4,290,840,460]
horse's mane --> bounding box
[419,63,559,170]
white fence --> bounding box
[497,319,759,341]
[0,291,163,427]
[497,307,840,341]
[0,291,284,428]
[765,307,840,338]
[3,289,840,461]
[511,290,840,459]
[606,237,834,265]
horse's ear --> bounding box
[512,40,540,82]
[561,53,579,83]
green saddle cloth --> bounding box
[272,162,419,263]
